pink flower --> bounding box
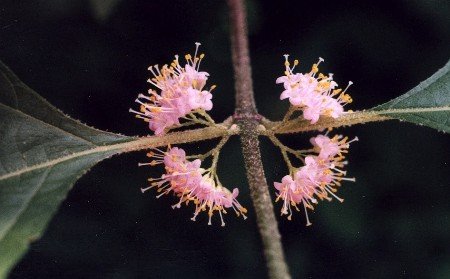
[187,88,213,111]
[182,64,209,90]
[274,134,357,225]
[130,43,215,135]
[274,174,317,225]
[295,156,322,182]
[276,55,353,123]
[310,135,341,159]
[302,95,323,124]
[277,73,320,108]
[277,73,304,102]
[191,180,247,226]
[163,147,186,169]
[140,146,247,226]
[310,134,359,159]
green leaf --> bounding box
[372,60,450,132]
[0,61,133,278]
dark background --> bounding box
[1,0,449,278]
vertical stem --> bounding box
[228,0,256,115]
[238,122,291,279]
[227,0,291,278]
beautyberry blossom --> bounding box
[310,134,359,159]
[276,55,353,124]
[273,134,357,226]
[140,146,247,226]
[191,179,247,226]
[130,43,216,135]
[187,87,213,111]
[274,174,317,224]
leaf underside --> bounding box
[0,61,132,278]
[372,60,450,133]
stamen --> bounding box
[304,204,312,226]
[325,187,344,202]
[194,42,201,60]
[343,81,353,93]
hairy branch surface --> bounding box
[228,0,291,278]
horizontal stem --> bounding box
[264,105,450,135]
[264,111,392,134]
[374,106,450,114]
[0,125,234,181]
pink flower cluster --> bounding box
[130,43,214,135]
[274,134,358,225]
[141,147,247,226]
[276,55,353,124]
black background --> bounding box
[1,0,449,278]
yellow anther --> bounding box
[340,93,352,103]
[200,53,205,59]
[332,89,342,96]
[293,59,299,65]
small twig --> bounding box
[281,149,294,174]
[271,106,298,131]
[197,109,216,124]
[283,106,297,122]
[268,135,309,158]
[183,113,215,127]
[268,135,306,171]
[187,136,230,161]
[209,141,223,173]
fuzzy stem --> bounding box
[268,135,306,168]
[186,136,230,161]
[265,111,392,134]
[282,106,297,122]
[238,121,291,279]
[197,109,216,124]
[228,0,291,278]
